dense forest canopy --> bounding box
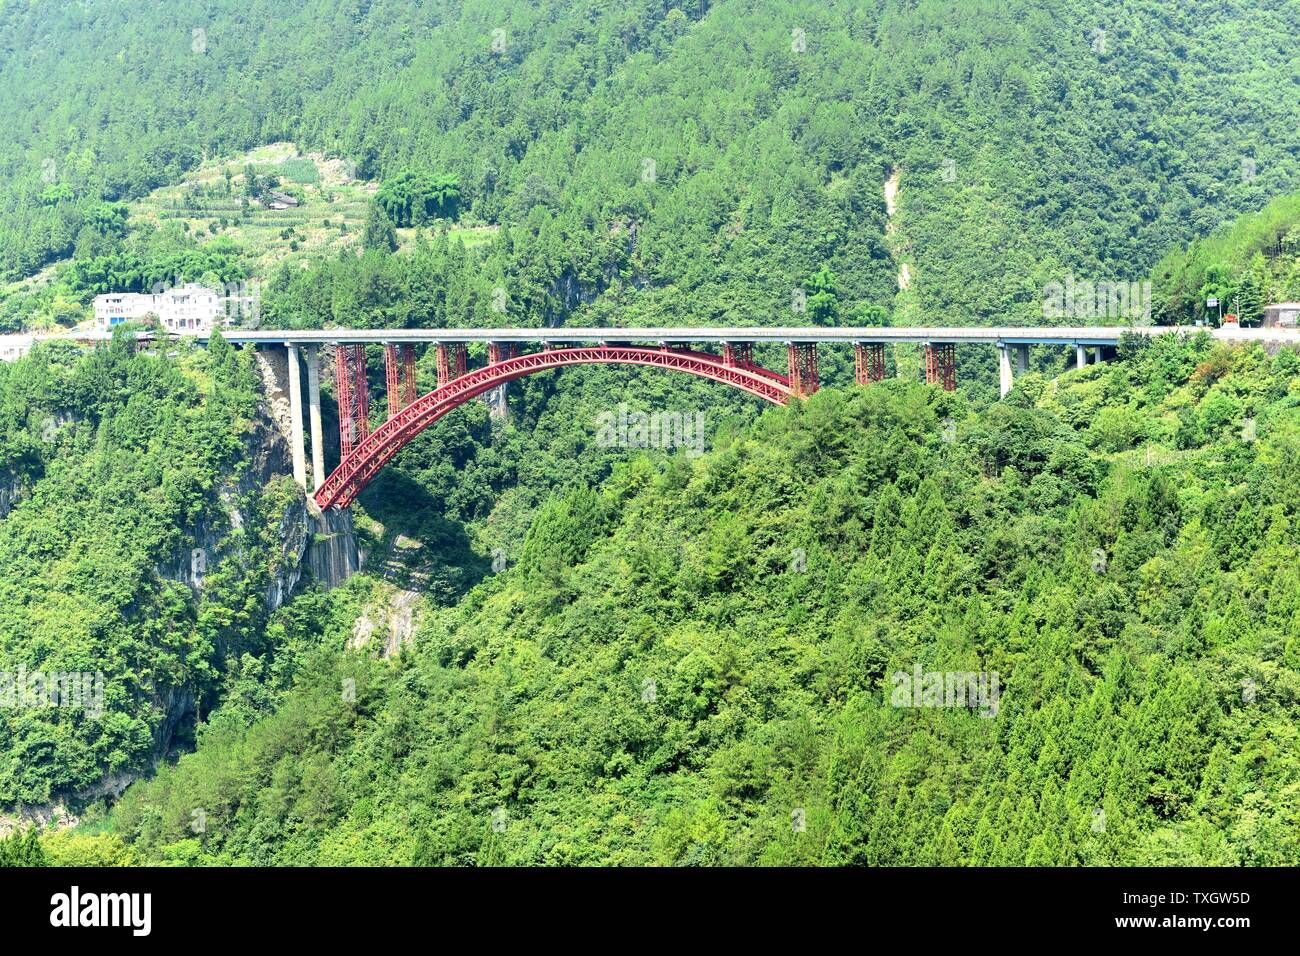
[107,334,1300,865]
[1,0,1299,332]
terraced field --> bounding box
[0,142,497,329]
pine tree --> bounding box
[363,201,398,254]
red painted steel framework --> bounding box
[786,343,819,397]
[722,342,752,368]
[384,344,419,420]
[855,342,886,385]
[923,342,957,392]
[334,344,370,458]
[436,343,469,388]
[315,344,799,510]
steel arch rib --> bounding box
[314,346,792,510]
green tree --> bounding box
[0,827,48,866]
[362,202,398,254]
[804,266,839,326]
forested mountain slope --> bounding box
[3,0,1299,328]
[0,335,321,805]
[1154,191,1300,326]
[102,334,1300,865]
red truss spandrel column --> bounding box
[436,343,450,388]
[400,345,418,408]
[334,343,369,455]
[335,344,355,459]
[351,344,370,441]
[488,342,519,365]
[385,344,401,420]
[923,342,956,391]
[855,343,886,384]
[436,343,469,388]
[786,342,819,398]
[723,342,753,368]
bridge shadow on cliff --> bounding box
[357,469,493,604]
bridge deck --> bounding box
[62,325,1300,347]
[37,325,1300,348]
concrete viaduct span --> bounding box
[191,324,1294,511]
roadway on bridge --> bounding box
[123,324,1300,347]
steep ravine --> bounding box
[3,349,363,830]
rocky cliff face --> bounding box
[309,506,362,588]
[153,388,317,609]
[0,472,23,521]
[254,344,360,591]
[155,345,362,606]
[351,584,422,656]
[3,344,369,826]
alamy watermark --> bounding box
[890,664,1000,717]
[221,278,261,325]
[1042,276,1151,323]
[1,666,105,716]
[594,404,706,458]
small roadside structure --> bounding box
[1262,303,1300,328]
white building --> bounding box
[94,283,224,333]
[0,334,33,363]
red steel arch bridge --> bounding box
[181,324,1290,511]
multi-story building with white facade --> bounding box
[94,283,225,333]
[94,292,154,328]
[0,334,33,363]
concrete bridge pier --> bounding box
[996,343,1031,398]
[283,343,327,494]
[286,343,307,488]
[306,344,325,491]
[1014,344,1029,374]
[1076,344,1088,369]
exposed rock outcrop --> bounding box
[0,472,24,520]
[309,506,362,588]
[350,585,422,656]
